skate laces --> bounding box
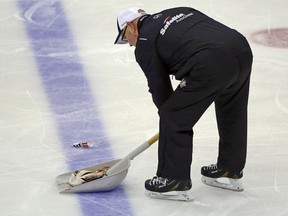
[204,164,220,170]
[206,164,218,170]
[149,176,168,186]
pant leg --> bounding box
[215,51,253,172]
[156,51,240,179]
[157,89,217,179]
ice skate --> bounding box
[144,176,193,201]
[201,164,244,192]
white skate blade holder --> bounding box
[201,176,244,192]
[145,189,193,202]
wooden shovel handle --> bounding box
[147,133,159,145]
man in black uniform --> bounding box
[114,7,253,201]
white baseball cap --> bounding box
[114,7,146,44]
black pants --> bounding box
[157,50,253,180]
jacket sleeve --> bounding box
[135,44,173,110]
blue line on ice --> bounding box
[17,0,133,215]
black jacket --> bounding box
[135,7,250,109]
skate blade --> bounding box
[145,189,193,201]
[201,176,244,192]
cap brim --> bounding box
[114,30,128,44]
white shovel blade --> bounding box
[56,159,131,193]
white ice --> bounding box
[0,0,288,216]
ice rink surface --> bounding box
[0,0,288,215]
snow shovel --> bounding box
[56,133,159,193]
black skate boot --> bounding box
[201,164,244,191]
[145,176,193,201]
